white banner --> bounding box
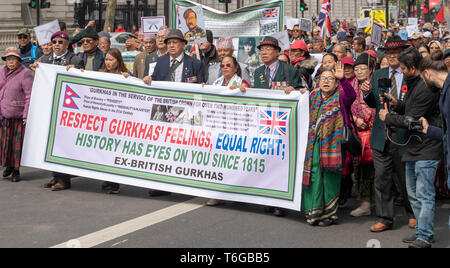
[22,64,309,211]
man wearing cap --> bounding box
[362,36,416,232]
[423,31,432,46]
[31,31,84,71]
[252,36,301,93]
[17,28,42,68]
[199,30,219,82]
[207,37,236,85]
[142,26,170,78]
[143,29,204,85]
[77,26,104,71]
[133,34,156,79]
[409,32,423,49]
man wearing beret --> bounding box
[77,26,104,71]
[31,31,84,71]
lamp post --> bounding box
[97,0,102,32]
[126,0,131,31]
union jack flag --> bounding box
[318,0,332,38]
[262,8,279,18]
[259,110,288,136]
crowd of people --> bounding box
[1,17,449,248]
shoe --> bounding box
[51,182,71,191]
[318,219,336,227]
[206,199,225,206]
[350,201,371,217]
[44,179,58,188]
[408,218,417,229]
[101,181,111,190]
[402,234,416,244]
[11,170,20,182]
[107,188,120,194]
[338,198,348,208]
[148,190,171,197]
[408,239,431,248]
[370,222,392,232]
[2,167,13,178]
[273,208,285,217]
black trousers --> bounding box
[373,140,414,226]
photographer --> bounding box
[378,47,442,248]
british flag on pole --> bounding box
[259,110,288,136]
[318,0,332,39]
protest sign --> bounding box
[121,51,140,74]
[177,6,207,45]
[271,31,290,51]
[408,18,418,26]
[371,22,383,47]
[299,18,312,33]
[141,16,165,34]
[286,17,299,30]
[22,64,309,211]
[406,24,419,38]
[357,18,371,29]
[171,0,284,37]
[33,19,60,45]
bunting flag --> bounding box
[318,0,332,38]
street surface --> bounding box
[0,167,448,248]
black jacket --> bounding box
[77,48,105,71]
[39,51,84,69]
[200,45,219,82]
[384,75,443,161]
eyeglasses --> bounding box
[354,67,369,72]
[156,35,167,40]
[81,39,93,44]
[220,63,233,68]
[52,40,64,45]
[320,77,336,82]
[293,30,300,32]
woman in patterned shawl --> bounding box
[301,62,356,226]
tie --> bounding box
[390,70,397,98]
[170,59,178,82]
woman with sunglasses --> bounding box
[212,56,243,88]
[301,62,356,227]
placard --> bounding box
[357,18,371,29]
[33,19,60,45]
[141,16,165,34]
[299,18,312,32]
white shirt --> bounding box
[170,53,185,82]
[389,66,403,99]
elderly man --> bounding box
[409,32,423,49]
[199,30,219,82]
[17,28,42,68]
[143,29,204,84]
[141,26,170,78]
[98,31,111,54]
[77,26,104,71]
[133,34,156,79]
[30,31,84,191]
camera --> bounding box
[378,78,392,104]
[403,116,424,131]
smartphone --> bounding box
[378,78,391,89]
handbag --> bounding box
[357,129,373,164]
[341,117,362,156]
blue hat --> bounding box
[337,31,348,42]
[398,30,408,41]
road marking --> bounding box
[50,197,206,248]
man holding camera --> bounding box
[362,36,415,233]
[377,47,442,248]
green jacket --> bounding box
[253,61,301,90]
[365,67,407,152]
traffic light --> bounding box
[41,0,50,8]
[28,0,37,8]
[300,0,308,12]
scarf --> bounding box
[292,56,307,68]
[303,86,344,187]
[350,79,375,127]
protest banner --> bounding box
[121,51,140,74]
[22,64,309,211]
[141,16,165,34]
[33,19,60,45]
[171,0,284,38]
[357,17,371,29]
[371,22,383,47]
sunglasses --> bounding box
[18,35,28,39]
[220,63,233,68]
[52,40,65,45]
[82,39,94,44]
[293,30,300,32]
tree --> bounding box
[104,0,117,32]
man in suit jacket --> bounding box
[133,34,156,79]
[362,36,415,232]
[142,26,170,78]
[252,37,301,93]
[143,29,204,85]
